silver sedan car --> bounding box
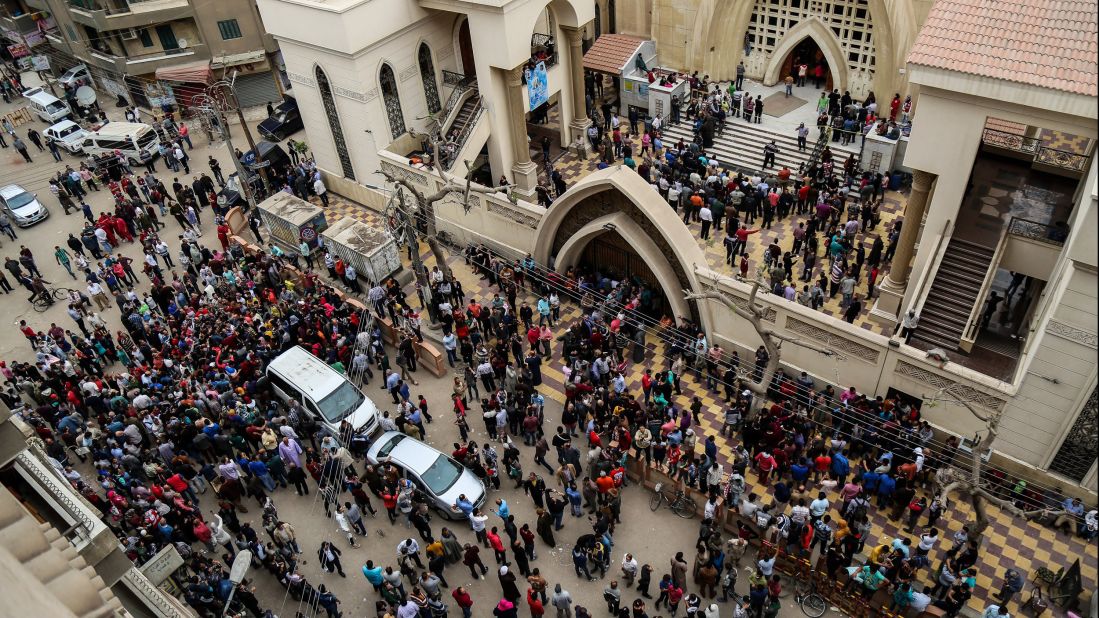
[366,431,486,519]
[0,184,49,227]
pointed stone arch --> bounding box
[763,17,849,93]
[534,166,712,332]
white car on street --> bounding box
[44,120,89,154]
[0,184,49,227]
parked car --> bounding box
[258,96,304,141]
[58,64,93,89]
[0,184,49,227]
[44,119,90,154]
[366,432,486,519]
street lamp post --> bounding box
[192,87,259,212]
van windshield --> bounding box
[137,131,157,149]
[316,380,365,423]
[46,101,66,113]
[421,456,463,495]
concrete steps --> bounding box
[909,238,996,351]
[659,116,860,175]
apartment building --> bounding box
[23,0,282,109]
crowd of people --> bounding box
[3,69,1094,618]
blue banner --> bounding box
[527,61,549,111]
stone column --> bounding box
[871,169,936,327]
[560,24,591,157]
[505,64,538,198]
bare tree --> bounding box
[928,385,1067,540]
[379,131,509,282]
[684,273,835,397]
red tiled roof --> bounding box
[583,34,646,75]
[907,0,1098,97]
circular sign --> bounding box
[300,226,317,242]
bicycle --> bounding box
[31,287,77,313]
[795,575,827,618]
[648,481,698,519]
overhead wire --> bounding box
[380,197,1086,519]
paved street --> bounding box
[0,77,803,618]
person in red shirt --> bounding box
[527,588,545,616]
[814,453,832,483]
[754,451,777,485]
[487,527,506,563]
[452,586,474,618]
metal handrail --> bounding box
[981,127,1041,154]
[530,33,558,67]
[1007,216,1068,246]
[961,225,1009,344]
[905,217,954,326]
[439,78,476,128]
[442,70,470,88]
[443,97,485,170]
[1035,146,1090,172]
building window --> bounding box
[418,43,440,115]
[217,19,242,40]
[138,28,153,47]
[1048,387,1098,482]
[379,63,406,140]
[314,66,355,180]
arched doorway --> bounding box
[578,229,668,318]
[534,167,713,332]
[458,19,476,77]
[762,18,849,94]
[780,37,832,91]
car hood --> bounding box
[11,198,44,218]
[435,468,486,509]
[58,131,88,144]
[345,398,379,432]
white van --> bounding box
[265,346,380,442]
[80,122,160,165]
[24,89,71,123]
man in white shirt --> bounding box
[313,176,329,207]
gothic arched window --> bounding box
[380,63,406,140]
[418,43,441,114]
[314,65,355,180]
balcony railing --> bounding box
[1007,215,1069,246]
[441,70,471,88]
[1035,146,1090,172]
[530,33,558,68]
[982,127,1040,154]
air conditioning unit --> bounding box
[119,28,138,40]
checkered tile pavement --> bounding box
[540,112,903,335]
[311,191,1097,614]
[1038,128,1092,156]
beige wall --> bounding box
[191,0,272,57]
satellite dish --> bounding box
[177,38,189,49]
[75,86,97,106]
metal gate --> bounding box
[579,233,666,314]
[232,71,280,108]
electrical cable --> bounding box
[378,200,1088,519]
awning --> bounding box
[155,60,213,84]
[583,34,646,75]
[211,50,266,69]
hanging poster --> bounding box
[526,61,548,111]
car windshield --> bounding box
[46,101,66,113]
[56,125,80,138]
[316,380,365,423]
[376,434,406,458]
[420,455,463,495]
[5,191,35,209]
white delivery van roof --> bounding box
[92,122,152,138]
[266,345,345,401]
[26,90,63,106]
[259,192,324,227]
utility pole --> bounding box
[195,89,259,212]
[396,188,437,325]
[223,71,270,195]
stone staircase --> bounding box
[909,238,996,351]
[660,117,860,175]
